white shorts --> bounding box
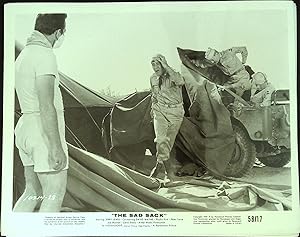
[15,112,69,173]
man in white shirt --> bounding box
[14,14,68,212]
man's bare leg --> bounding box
[37,170,67,212]
[13,166,42,212]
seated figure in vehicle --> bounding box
[250,72,275,107]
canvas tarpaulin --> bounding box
[102,65,236,176]
[101,91,157,175]
[63,144,291,211]
[176,74,236,175]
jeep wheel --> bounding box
[224,124,256,177]
[258,152,290,167]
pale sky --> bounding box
[15,5,292,95]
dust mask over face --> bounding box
[53,32,65,49]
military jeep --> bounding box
[223,89,290,177]
[177,47,291,177]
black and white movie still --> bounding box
[11,10,295,214]
[2,3,299,237]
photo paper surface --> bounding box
[2,2,299,236]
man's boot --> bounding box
[163,159,177,182]
[149,161,166,179]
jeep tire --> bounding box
[224,124,256,177]
[258,152,290,167]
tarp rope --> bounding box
[60,81,104,136]
[65,124,87,151]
